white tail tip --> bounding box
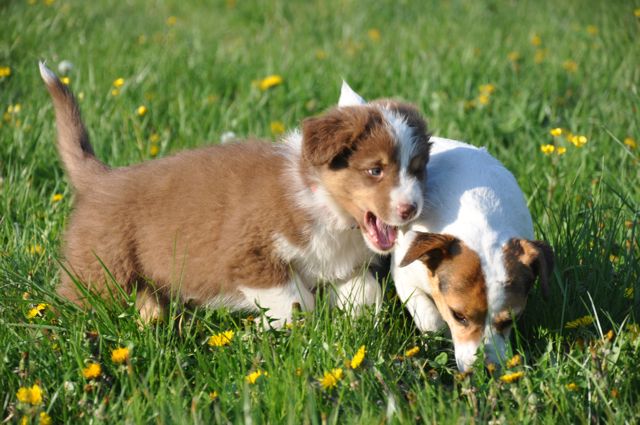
[39,61,58,86]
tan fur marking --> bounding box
[400,232,488,343]
[503,238,554,300]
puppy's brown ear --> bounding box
[399,232,457,272]
[302,106,383,166]
[505,239,554,299]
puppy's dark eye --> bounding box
[366,167,383,177]
[409,156,425,176]
[451,309,468,326]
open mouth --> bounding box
[362,211,398,252]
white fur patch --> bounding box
[453,340,480,372]
[239,278,315,328]
[328,270,381,314]
[379,108,424,224]
[338,81,367,107]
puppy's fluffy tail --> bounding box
[39,61,108,192]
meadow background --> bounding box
[1,0,639,423]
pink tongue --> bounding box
[375,216,397,250]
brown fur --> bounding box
[503,238,554,300]
[58,142,312,307]
[399,232,488,344]
[41,67,430,317]
[302,104,430,229]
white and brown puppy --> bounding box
[392,138,554,371]
[39,63,431,325]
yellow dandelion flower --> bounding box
[245,369,267,384]
[61,76,70,85]
[486,363,496,374]
[39,412,52,425]
[534,49,547,64]
[26,303,47,319]
[166,16,177,26]
[16,384,43,405]
[295,368,303,376]
[150,133,161,144]
[111,89,120,97]
[258,75,283,91]
[82,362,101,379]
[150,145,159,157]
[350,345,366,369]
[586,25,598,36]
[499,371,524,383]
[562,60,578,73]
[113,78,125,88]
[270,121,285,135]
[477,94,490,105]
[565,315,594,329]
[208,330,234,347]
[507,51,520,62]
[367,28,381,42]
[566,382,578,391]
[28,244,43,255]
[44,0,55,5]
[479,83,496,94]
[568,134,587,147]
[635,8,640,18]
[609,254,619,263]
[530,34,542,46]
[51,193,64,203]
[604,329,614,341]
[405,346,420,358]
[550,128,563,137]
[209,390,218,401]
[319,368,343,390]
[136,105,148,117]
[506,354,521,368]
[624,287,634,299]
[315,49,327,60]
[111,347,130,364]
[540,144,555,155]
[0,66,11,78]
[556,146,567,155]
[624,137,636,149]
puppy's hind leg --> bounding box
[239,276,315,329]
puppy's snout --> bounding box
[397,202,417,220]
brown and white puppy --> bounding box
[39,63,431,325]
[391,137,554,371]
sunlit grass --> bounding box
[1,0,639,422]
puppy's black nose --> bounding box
[397,203,417,220]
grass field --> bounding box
[2,0,640,423]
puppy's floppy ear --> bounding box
[302,106,383,166]
[505,239,554,299]
[399,232,457,272]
